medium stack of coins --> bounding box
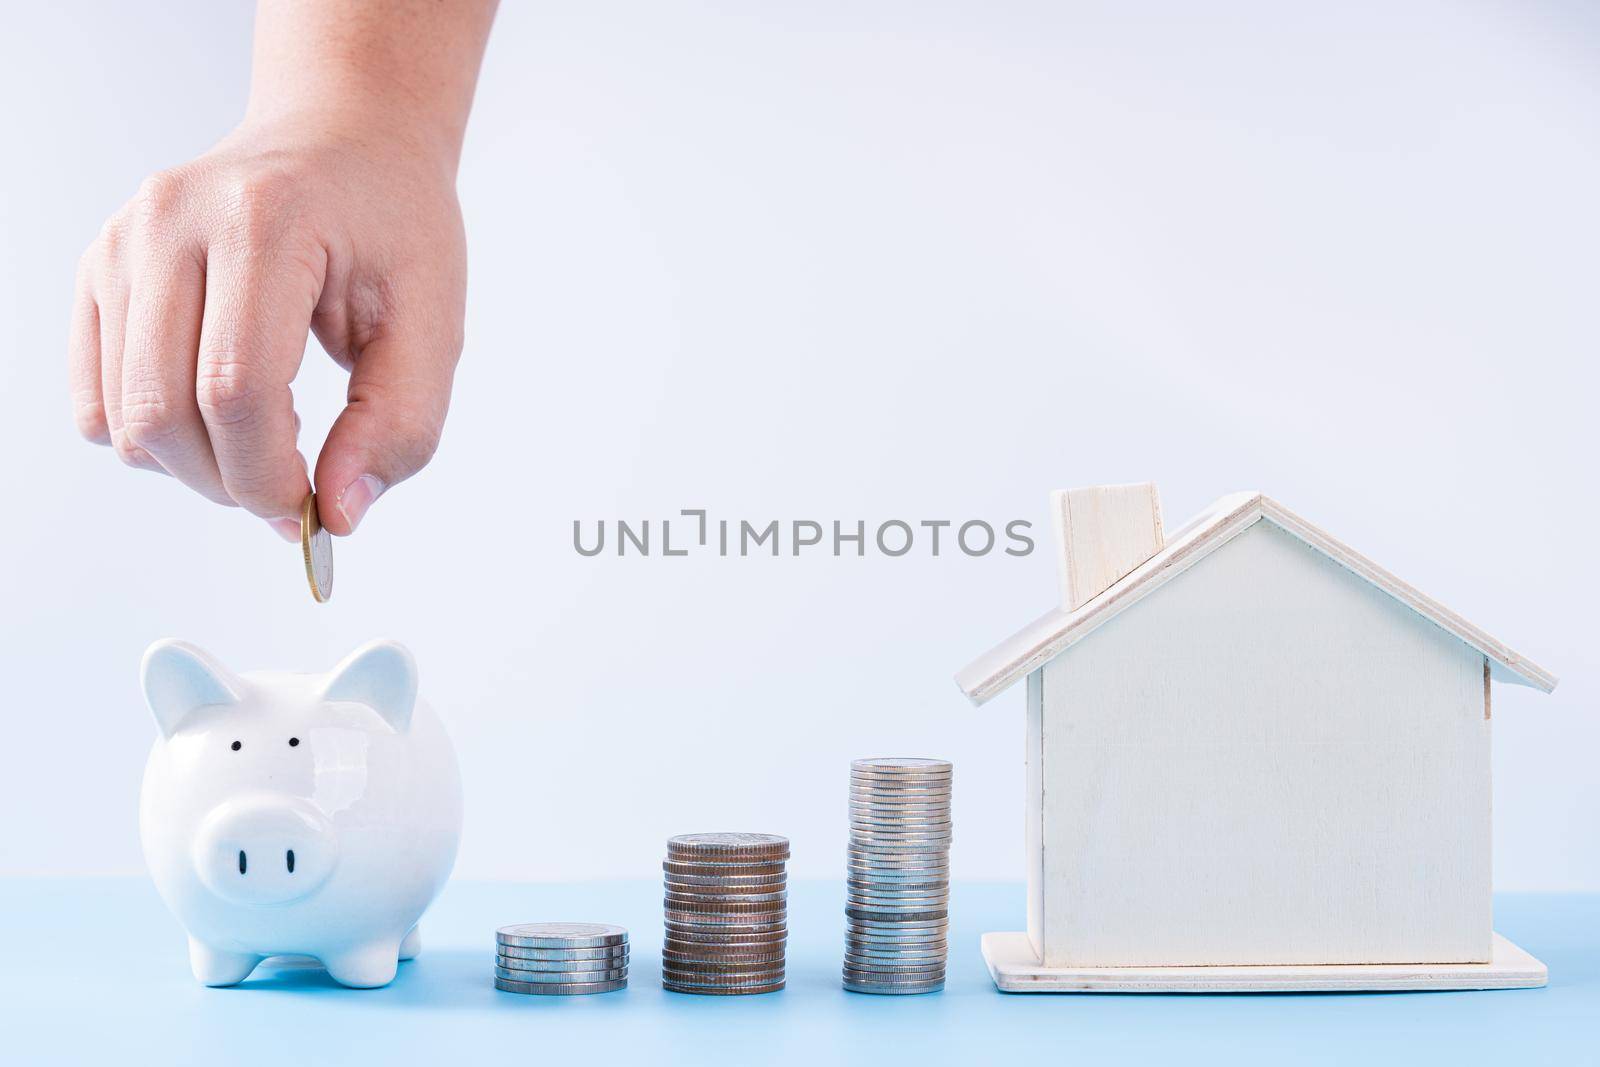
[494,922,629,994]
[662,833,790,995]
[844,758,953,994]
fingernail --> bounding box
[337,474,385,533]
[269,518,301,543]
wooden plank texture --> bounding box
[1037,522,1491,967]
[983,932,1547,992]
[1050,483,1165,610]
[956,493,1557,704]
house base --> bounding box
[981,931,1547,993]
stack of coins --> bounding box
[662,833,790,995]
[844,758,953,994]
[494,922,629,995]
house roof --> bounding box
[955,492,1558,705]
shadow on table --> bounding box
[223,950,639,1012]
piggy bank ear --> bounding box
[323,640,418,732]
[141,640,241,738]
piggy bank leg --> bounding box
[399,925,421,961]
[188,937,262,987]
[323,940,402,988]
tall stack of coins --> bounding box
[494,922,629,995]
[844,758,952,994]
[662,833,789,995]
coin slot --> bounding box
[238,850,247,875]
[286,849,295,874]
[231,741,241,751]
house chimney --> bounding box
[1050,483,1165,610]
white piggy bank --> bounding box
[138,638,462,988]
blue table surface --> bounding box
[2,879,1594,1065]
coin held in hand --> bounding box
[300,492,333,603]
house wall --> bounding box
[1025,668,1044,960]
[1037,520,1490,967]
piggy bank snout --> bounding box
[191,797,337,906]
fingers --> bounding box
[196,207,324,521]
[94,214,165,473]
[121,179,233,504]
[68,249,109,445]
[313,310,461,536]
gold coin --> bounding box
[300,492,333,603]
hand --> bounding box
[69,114,466,538]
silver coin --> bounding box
[850,815,950,826]
[844,983,943,995]
[849,793,952,805]
[844,943,947,960]
[847,898,950,913]
[850,824,954,837]
[850,757,953,773]
[495,975,628,995]
[848,811,951,822]
[843,966,947,984]
[662,858,788,876]
[847,880,951,895]
[847,908,949,923]
[845,926,950,941]
[496,922,628,948]
[844,972,940,991]
[662,966,787,979]
[848,877,950,891]
[496,943,629,962]
[663,873,788,889]
[846,927,948,942]
[662,915,787,927]
[661,969,786,986]
[843,966,947,982]
[661,912,789,925]
[664,942,786,958]
[664,888,788,904]
[847,876,950,890]
[848,913,950,927]
[847,884,951,898]
[849,783,952,795]
[663,947,786,964]
[846,944,948,958]
[846,859,950,873]
[663,901,787,914]
[850,771,952,781]
[495,963,628,983]
[847,849,950,861]
[846,927,950,941]
[496,954,630,974]
[663,979,785,995]
[664,929,788,945]
[850,823,954,836]
[667,833,790,857]
[848,841,953,854]
[844,930,950,944]
[849,839,954,851]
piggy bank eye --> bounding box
[230,741,241,751]
[288,737,300,747]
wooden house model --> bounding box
[956,485,1557,992]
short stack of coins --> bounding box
[662,833,790,995]
[494,922,629,995]
[844,758,953,994]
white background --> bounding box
[1,1,1594,890]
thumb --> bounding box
[313,323,459,536]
